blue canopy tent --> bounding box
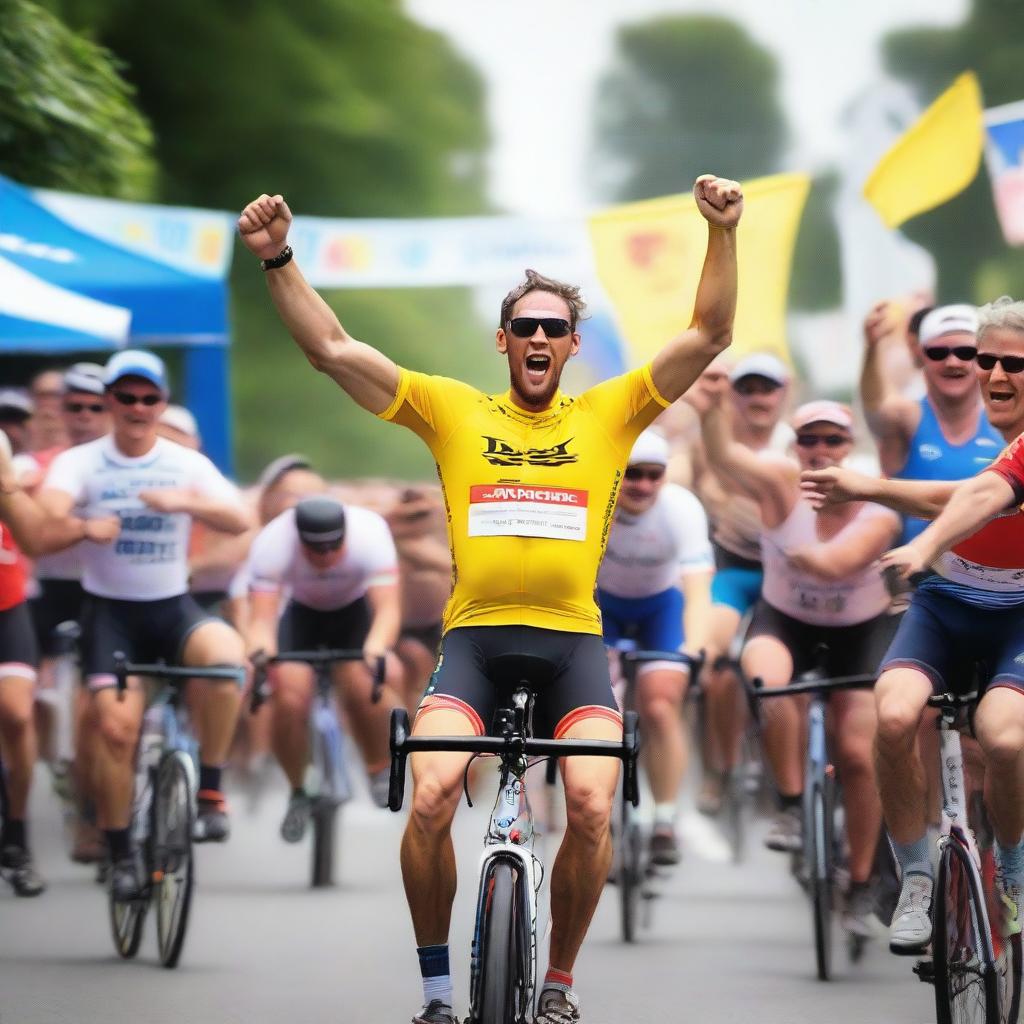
[0,174,234,471]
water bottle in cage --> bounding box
[313,703,352,804]
[132,705,164,842]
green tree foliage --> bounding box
[45,0,495,480]
[0,0,154,197]
[594,16,787,200]
[592,14,840,310]
[883,0,1024,301]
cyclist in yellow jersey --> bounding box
[239,174,743,1024]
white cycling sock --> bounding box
[654,802,676,827]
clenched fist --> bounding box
[238,194,293,261]
[693,175,743,229]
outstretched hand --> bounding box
[693,175,743,229]
[879,543,929,581]
[238,194,293,261]
[800,467,868,511]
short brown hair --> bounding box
[500,269,587,331]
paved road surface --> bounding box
[1,766,933,1024]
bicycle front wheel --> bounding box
[109,889,147,959]
[619,792,643,943]
[310,801,339,888]
[154,751,195,969]
[934,840,1000,1024]
[809,780,835,981]
[476,859,518,1024]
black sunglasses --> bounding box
[64,401,104,414]
[506,317,572,339]
[111,390,163,407]
[795,433,850,449]
[624,465,665,482]
[733,377,783,396]
[976,352,1024,374]
[923,345,977,362]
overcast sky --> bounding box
[408,0,968,215]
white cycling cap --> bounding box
[628,429,669,467]
[919,304,978,345]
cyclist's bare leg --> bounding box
[740,636,801,795]
[830,689,882,884]
[269,662,314,788]
[91,684,145,828]
[873,667,932,844]
[549,715,621,973]
[636,666,688,805]
[973,686,1024,847]
[397,636,437,718]
[335,655,403,773]
[182,620,245,766]
[0,676,37,820]
[701,605,743,773]
[400,708,473,945]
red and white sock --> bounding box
[543,966,574,993]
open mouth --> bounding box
[989,389,1016,405]
[941,369,970,379]
[525,354,551,381]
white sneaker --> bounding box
[889,872,933,953]
[535,986,581,1024]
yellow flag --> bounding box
[863,72,984,229]
[588,173,810,366]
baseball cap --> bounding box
[628,429,669,467]
[295,496,346,549]
[159,404,199,440]
[0,389,34,419]
[791,400,854,434]
[729,352,790,387]
[258,453,312,491]
[919,304,978,345]
[63,362,106,397]
[104,349,169,393]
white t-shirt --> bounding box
[44,436,241,601]
[247,506,398,611]
[598,483,713,599]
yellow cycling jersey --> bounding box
[378,363,670,634]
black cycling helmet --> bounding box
[295,496,346,550]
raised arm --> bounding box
[785,508,900,581]
[882,471,1018,579]
[650,175,742,404]
[859,301,918,470]
[801,467,957,519]
[687,375,794,524]
[238,194,400,414]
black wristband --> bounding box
[260,245,293,271]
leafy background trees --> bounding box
[10,0,496,479]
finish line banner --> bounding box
[288,214,591,289]
[985,100,1024,247]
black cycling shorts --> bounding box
[400,620,443,656]
[277,597,371,652]
[0,601,39,680]
[747,600,899,680]
[418,625,621,739]
[80,593,218,688]
[30,579,85,656]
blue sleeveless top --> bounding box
[894,397,1002,544]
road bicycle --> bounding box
[252,647,385,887]
[108,655,245,968]
[748,657,875,980]
[615,648,697,943]
[912,689,1022,1024]
[388,688,640,1024]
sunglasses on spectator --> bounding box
[64,401,105,414]
[733,377,783,396]
[795,433,850,449]
[624,465,665,482]
[976,353,1024,374]
[506,317,572,339]
[111,391,163,407]
[923,345,977,362]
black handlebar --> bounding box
[113,652,245,700]
[748,672,877,700]
[387,707,642,813]
[927,691,979,710]
[249,648,386,713]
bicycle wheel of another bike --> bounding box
[724,773,746,865]
[109,887,147,959]
[154,752,195,969]
[809,781,835,981]
[476,859,517,1024]
[934,841,1000,1024]
[311,801,339,888]
[619,795,643,943]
